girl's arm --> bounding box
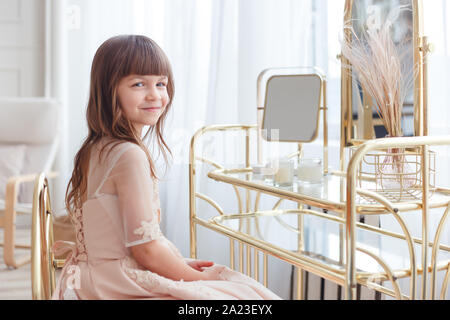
[130,240,213,281]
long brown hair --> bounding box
[66,35,174,214]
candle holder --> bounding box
[297,158,323,184]
[274,158,294,187]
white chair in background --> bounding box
[0,97,60,268]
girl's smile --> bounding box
[141,106,162,112]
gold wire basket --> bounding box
[350,147,436,202]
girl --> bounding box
[53,35,280,300]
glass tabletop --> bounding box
[208,169,450,213]
[211,211,450,276]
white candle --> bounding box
[274,159,294,186]
[297,158,323,183]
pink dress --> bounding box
[52,138,280,300]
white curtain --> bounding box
[153,0,316,299]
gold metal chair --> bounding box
[31,172,64,300]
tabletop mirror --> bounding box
[258,67,325,143]
[341,0,427,147]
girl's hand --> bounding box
[187,260,214,272]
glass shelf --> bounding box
[211,211,450,279]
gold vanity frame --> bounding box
[189,1,450,300]
[190,126,450,300]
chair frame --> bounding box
[31,172,62,300]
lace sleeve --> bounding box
[109,143,163,247]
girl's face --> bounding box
[117,74,169,135]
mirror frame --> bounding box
[340,0,428,157]
[256,67,328,173]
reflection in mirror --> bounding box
[261,72,323,142]
[349,0,415,139]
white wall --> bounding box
[0,0,46,226]
[0,0,45,97]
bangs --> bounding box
[119,36,172,78]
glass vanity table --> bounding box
[189,0,450,300]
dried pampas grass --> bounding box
[341,5,416,137]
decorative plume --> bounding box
[341,5,417,137]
